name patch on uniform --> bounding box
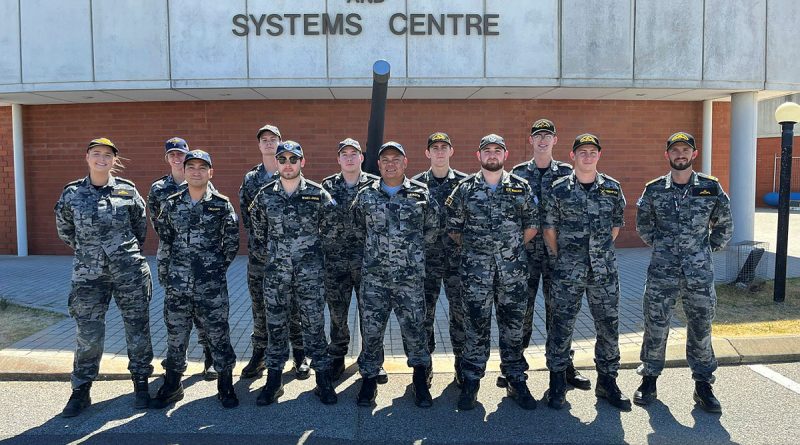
[692,187,718,197]
[600,188,619,196]
[301,195,321,201]
[207,206,223,212]
[112,190,132,197]
[406,192,424,200]
[504,187,524,194]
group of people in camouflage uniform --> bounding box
[54,118,732,417]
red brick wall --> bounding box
[2,99,726,254]
[711,102,731,192]
[0,107,16,254]
[756,135,800,206]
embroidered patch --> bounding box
[504,187,524,194]
[692,187,718,197]
[301,195,321,201]
[600,188,619,196]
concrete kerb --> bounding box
[2,335,798,382]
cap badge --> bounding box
[579,135,596,144]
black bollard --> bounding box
[364,60,391,176]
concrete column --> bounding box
[729,92,758,244]
[702,100,713,175]
[12,104,28,256]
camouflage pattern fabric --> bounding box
[542,172,625,377]
[55,176,154,388]
[321,171,377,358]
[250,177,334,372]
[155,187,239,373]
[147,174,214,349]
[411,168,468,356]
[636,172,733,383]
[511,159,573,349]
[446,171,537,382]
[239,164,304,351]
[351,178,439,378]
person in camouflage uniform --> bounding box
[54,138,154,418]
[411,132,468,387]
[239,124,308,380]
[320,138,381,382]
[446,134,539,411]
[511,119,591,391]
[249,141,338,406]
[147,137,216,381]
[542,133,630,411]
[634,132,733,413]
[151,150,240,409]
[351,142,437,408]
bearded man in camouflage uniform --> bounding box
[320,138,381,382]
[351,142,438,408]
[634,132,733,413]
[542,133,630,411]
[446,134,538,411]
[151,150,240,409]
[412,132,468,387]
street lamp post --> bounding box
[772,102,800,302]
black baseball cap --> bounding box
[87,137,118,154]
[666,132,696,150]
[479,134,507,151]
[531,119,556,135]
[256,124,282,140]
[427,132,452,148]
[275,140,303,158]
[378,141,406,157]
[572,133,602,151]
[184,149,212,167]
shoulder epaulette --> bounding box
[304,179,324,190]
[509,173,529,184]
[116,177,136,187]
[697,172,719,182]
[411,171,426,181]
[166,190,184,201]
[452,169,468,178]
[458,173,476,185]
[63,179,82,189]
[322,173,338,183]
[210,190,230,202]
[248,163,260,172]
[409,178,428,189]
[599,173,620,184]
[511,161,529,172]
[555,160,573,168]
[645,176,664,187]
[551,175,571,187]
[151,175,169,186]
[364,172,379,180]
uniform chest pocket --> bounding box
[689,196,716,218]
[398,199,426,227]
[596,195,617,227]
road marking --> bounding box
[748,365,800,395]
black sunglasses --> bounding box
[276,156,301,165]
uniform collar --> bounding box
[272,176,309,195]
[565,171,603,190]
[475,170,511,187]
[180,185,213,203]
[82,175,118,190]
[527,158,560,172]
[664,171,698,189]
[372,176,412,194]
[425,167,456,181]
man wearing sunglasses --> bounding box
[239,124,308,381]
[248,141,338,406]
[351,142,439,408]
[320,138,384,383]
[511,119,590,391]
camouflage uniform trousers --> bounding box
[461,263,529,382]
[162,274,237,373]
[156,241,210,350]
[263,260,331,372]
[68,254,154,388]
[324,264,362,358]
[546,268,621,377]
[247,256,304,351]
[638,270,717,383]
[358,274,431,378]
[423,244,464,356]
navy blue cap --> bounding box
[479,134,507,150]
[276,140,303,158]
[184,149,212,167]
[378,141,406,157]
[165,137,189,153]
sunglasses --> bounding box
[276,156,301,165]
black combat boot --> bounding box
[330,356,346,381]
[256,369,284,406]
[453,357,464,388]
[376,366,389,384]
[241,347,266,379]
[425,364,433,388]
[412,366,433,408]
[507,379,537,410]
[596,374,632,411]
[61,382,92,418]
[633,376,658,406]
[149,370,184,409]
[496,375,508,388]
[547,371,567,410]
[217,369,239,408]
[357,377,378,407]
[202,346,218,381]
[292,349,311,380]
[314,370,338,405]
[132,376,150,409]
[457,379,480,411]
[694,381,722,413]
[566,365,592,390]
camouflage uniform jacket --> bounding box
[351,177,441,279]
[511,159,573,225]
[636,171,733,286]
[239,163,277,259]
[321,171,378,272]
[249,176,335,266]
[411,168,469,264]
[446,171,538,282]
[155,187,239,275]
[55,176,147,271]
[147,174,216,231]
[543,172,625,277]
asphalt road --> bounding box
[1,362,799,445]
